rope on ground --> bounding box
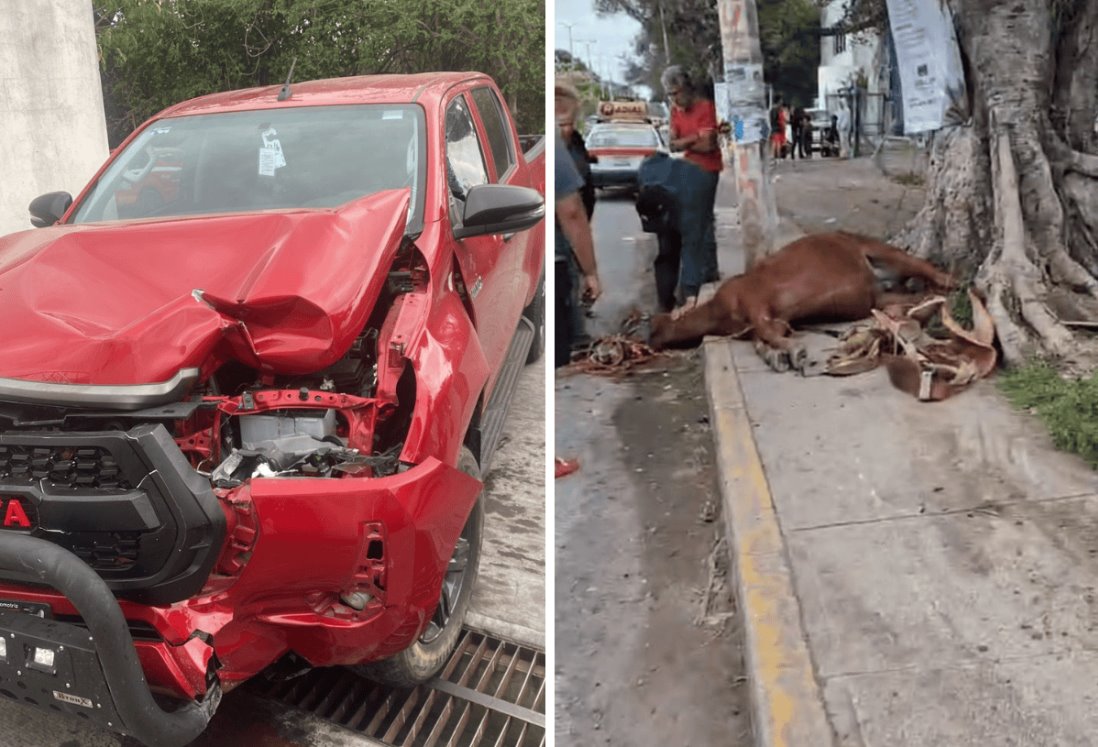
[566,310,668,376]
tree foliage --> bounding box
[815,0,887,35]
[759,0,824,106]
[595,0,821,105]
[94,0,544,145]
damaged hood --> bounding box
[0,190,410,386]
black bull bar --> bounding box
[0,534,219,745]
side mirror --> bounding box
[29,192,73,228]
[454,184,544,240]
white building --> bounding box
[817,1,892,141]
[0,0,109,237]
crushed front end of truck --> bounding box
[0,319,481,745]
[0,198,484,745]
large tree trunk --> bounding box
[894,0,1098,366]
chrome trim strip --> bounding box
[0,368,200,410]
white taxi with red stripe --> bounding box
[585,122,667,189]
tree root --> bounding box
[1065,147,1098,178]
[978,120,1075,362]
[1047,242,1098,294]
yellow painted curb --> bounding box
[703,338,834,747]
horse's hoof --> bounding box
[768,347,791,372]
[790,344,809,374]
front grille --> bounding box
[69,531,141,570]
[0,425,226,604]
[0,445,131,490]
[53,614,163,641]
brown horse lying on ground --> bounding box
[648,232,956,368]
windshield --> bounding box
[70,104,427,230]
[647,102,670,120]
[587,128,659,148]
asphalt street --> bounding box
[554,190,750,746]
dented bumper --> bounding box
[0,534,220,746]
[0,455,481,704]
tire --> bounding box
[522,272,545,364]
[355,447,484,687]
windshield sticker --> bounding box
[152,126,172,135]
[258,127,287,176]
[258,147,279,176]
[383,110,405,120]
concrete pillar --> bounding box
[0,0,109,237]
[717,0,778,269]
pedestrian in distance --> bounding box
[783,103,793,158]
[825,114,840,157]
[662,65,722,318]
[799,109,813,158]
[836,99,852,158]
[770,96,786,159]
[791,107,804,160]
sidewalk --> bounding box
[467,356,545,648]
[707,158,1098,746]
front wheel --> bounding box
[356,447,484,687]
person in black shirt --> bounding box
[557,82,597,350]
[825,114,840,157]
[791,107,805,159]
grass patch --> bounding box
[948,287,973,327]
[924,286,974,338]
[999,362,1098,467]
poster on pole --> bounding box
[885,0,968,134]
[718,63,769,144]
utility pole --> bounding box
[617,53,631,98]
[656,1,671,64]
[578,39,595,75]
[717,0,778,269]
[598,57,609,98]
[560,22,576,70]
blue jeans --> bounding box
[555,259,573,368]
[678,168,720,300]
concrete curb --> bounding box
[465,612,544,650]
[702,338,833,747]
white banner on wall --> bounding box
[885,0,968,134]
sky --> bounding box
[554,0,645,94]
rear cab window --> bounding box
[470,87,516,181]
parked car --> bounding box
[806,108,839,157]
[585,121,667,190]
[0,72,544,746]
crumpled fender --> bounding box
[396,288,490,467]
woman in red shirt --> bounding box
[771,98,787,159]
[662,66,722,315]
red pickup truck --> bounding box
[0,72,544,744]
